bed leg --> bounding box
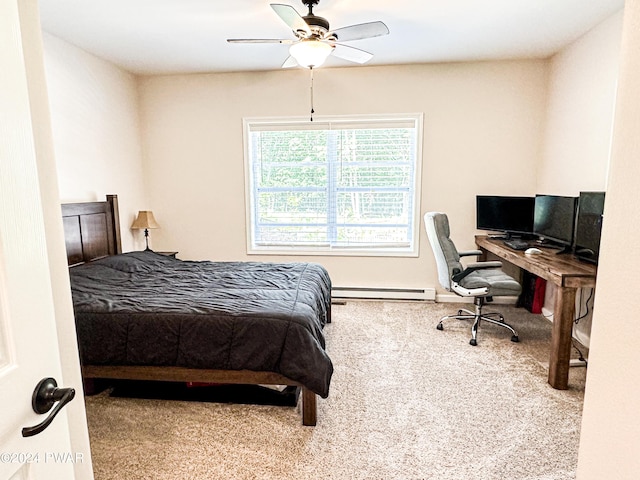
[301,387,317,426]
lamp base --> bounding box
[143,228,151,251]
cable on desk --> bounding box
[575,288,594,324]
[572,338,588,367]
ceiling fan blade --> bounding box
[331,43,373,64]
[281,56,299,68]
[328,21,389,42]
[271,3,311,36]
[227,38,294,44]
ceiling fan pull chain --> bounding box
[310,66,315,122]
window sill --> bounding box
[247,246,419,258]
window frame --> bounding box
[243,113,424,257]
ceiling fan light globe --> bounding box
[289,40,332,68]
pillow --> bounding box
[89,252,156,273]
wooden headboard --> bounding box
[61,195,122,266]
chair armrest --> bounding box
[452,261,503,283]
[458,249,483,257]
[466,261,502,270]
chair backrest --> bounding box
[424,212,463,291]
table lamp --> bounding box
[131,210,160,251]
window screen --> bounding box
[244,115,422,256]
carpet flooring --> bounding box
[84,300,587,479]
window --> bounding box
[244,114,423,256]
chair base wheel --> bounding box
[436,323,444,331]
[469,338,477,346]
[511,335,519,343]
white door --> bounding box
[0,0,80,478]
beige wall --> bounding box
[537,11,622,347]
[539,11,623,194]
[138,61,547,289]
[577,1,640,478]
[43,33,148,252]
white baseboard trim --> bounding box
[332,286,436,301]
[539,358,587,370]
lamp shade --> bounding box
[289,40,333,68]
[131,211,160,229]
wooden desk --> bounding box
[475,235,597,390]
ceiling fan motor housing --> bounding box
[301,0,329,36]
[303,14,330,36]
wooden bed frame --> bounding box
[62,195,318,426]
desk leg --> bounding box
[548,286,576,390]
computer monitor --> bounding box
[476,196,535,237]
[574,191,605,264]
[533,195,578,251]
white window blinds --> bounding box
[244,115,423,256]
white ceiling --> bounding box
[38,0,624,76]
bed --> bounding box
[62,195,333,425]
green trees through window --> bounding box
[245,115,422,255]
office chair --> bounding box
[424,212,521,346]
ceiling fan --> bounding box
[227,0,389,68]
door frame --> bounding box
[13,0,94,477]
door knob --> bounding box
[22,377,75,437]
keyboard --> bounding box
[503,239,530,251]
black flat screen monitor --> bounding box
[574,191,605,264]
[476,196,535,236]
[533,195,578,248]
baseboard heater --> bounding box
[331,286,436,301]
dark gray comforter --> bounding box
[69,251,333,397]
